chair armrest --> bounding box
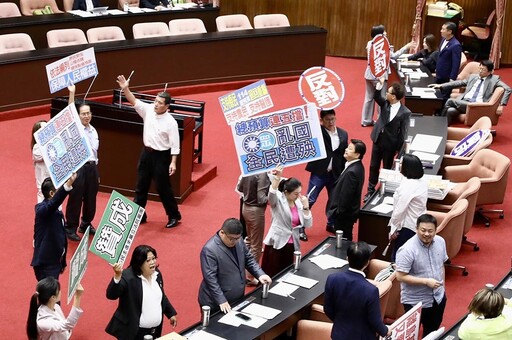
[442,155,471,168]
[443,164,472,182]
[447,127,470,140]
[427,202,452,212]
[309,304,331,323]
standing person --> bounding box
[327,139,366,241]
[116,75,182,229]
[198,218,272,314]
[106,245,178,339]
[407,33,439,73]
[31,120,50,203]
[436,21,462,100]
[364,81,411,202]
[261,166,312,277]
[26,277,84,340]
[458,286,512,339]
[396,214,448,338]
[65,85,99,241]
[237,173,271,285]
[31,173,77,281]
[304,109,348,235]
[361,24,416,126]
[388,154,428,261]
[324,242,389,339]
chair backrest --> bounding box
[459,52,467,73]
[469,116,493,133]
[216,14,253,32]
[450,177,481,236]
[118,0,139,10]
[254,14,290,28]
[47,28,88,47]
[436,199,468,259]
[0,3,22,17]
[371,279,393,321]
[470,149,511,205]
[457,61,480,80]
[465,87,505,125]
[366,259,403,322]
[20,0,63,15]
[296,320,333,340]
[0,33,35,54]
[87,26,126,43]
[133,22,170,39]
[169,18,207,36]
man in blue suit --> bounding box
[31,173,76,281]
[436,22,462,100]
[324,242,389,339]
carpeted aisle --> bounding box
[0,56,511,339]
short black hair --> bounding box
[129,244,157,276]
[221,218,243,235]
[401,154,424,179]
[347,242,371,270]
[320,109,336,119]
[390,83,406,100]
[157,92,171,105]
[416,214,437,229]
[371,25,385,38]
[351,139,366,160]
[444,21,457,35]
[480,60,494,72]
[41,177,55,200]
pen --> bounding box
[287,294,296,300]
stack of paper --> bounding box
[241,303,282,319]
[378,169,453,200]
[187,330,227,340]
[309,254,348,269]
[279,273,319,289]
[268,281,299,297]
[218,311,267,328]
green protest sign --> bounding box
[67,228,89,305]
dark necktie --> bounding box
[469,79,484,103]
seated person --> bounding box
[407,33,439,73]
[429,60,511,125]
[140,0,169,10]
[458,285,512,339]
[73,0,102,11]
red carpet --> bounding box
[1,56,511,339]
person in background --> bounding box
[361,24,416,127]
[304,109,348,236]
[140,0,169,10]
[436,21,462,100]
[106,245,177,340]
[72,0,102,11]
[407,33,439,73]
[26,277,84,340]
[388,154,428,261]
[198,218,272,314]
[31,120,50,203]
[458,286,512,339]
[324,242,389,339]
[261,166,312,277]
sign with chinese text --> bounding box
[232,103,326,176]
[368,34,391,78]
[67,228,89,304]
[89,191,145,265]
[46,47,98,94]
[450,129,490,157]
[33,104,93,188]
[298,66,345,110]
[219,80,274,125]
[381,302,422,340]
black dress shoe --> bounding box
[66,231,81,241]
[299,231,308,241]
[165,219,180,229]
[325,225,335,234]
[363,191,374,203]
[79,224,96,235]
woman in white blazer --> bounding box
[261,167,312,277]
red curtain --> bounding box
[490,0,505,69]
[411,0,427,53]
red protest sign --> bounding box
[368,34,391,78]
[298,66,345,110]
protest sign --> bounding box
[368,34,391,78]
[298,66,345,110]
[67,228,89,304]
[381,302,422,340]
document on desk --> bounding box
[218,311,267,328]
[410,134,442,154]
[309,254,348,270]
[411,87,438,98]
[241,303,282,320]
[269,281,299,297]
[127,7,143,13]
[371,203,394,214]
[187,330,227,340]
[68,10,95,17]
[412,151,440,163]
[107,9,127,15]
[280,273,319,289]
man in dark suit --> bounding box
[140,0,169,9]
[31,173,76,281]
[431,59,511,124]
[72,0,102,11]
[327,139,366,241]
[436,21,462,100]
[364,81,411,202]
[305,109,348,237]
[198,218,272,314]
[324,241,389,339]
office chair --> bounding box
[216,14,253,32]
[458,87,505,126]
[253,14,290,28]
[296,320,332,340]
[366,259,403,323]
[0,3,22,17]
[20,0,63,15]
[47,28,88,47]
[87,26,126,43]
[169,19,207,35]
[445,116,492,153]
[132,22,170,39]
[0,33,35,54]
[461,10,495,60]
[440,130,492,170]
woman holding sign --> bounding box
[106,244,177,340]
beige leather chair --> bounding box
[441,133,493,171]
[444,149,510,227]
[118,0,139,10]
[366,259,403,323]
[0,3,22,17]
[216,14,253,32]
[457,87,505,126]
[87,26,126,43]
[47,28,88,47]
[456,61,479,81]
[429,199,469,275]
[169,18,207,35]
[20,0,63,15]
[445,116,492,153]
[428,177,481,251]
[459,52,467,74]
[0,33,35,54]
[296,320,332,340]
[253,14,290,28]
[132,22,170,39]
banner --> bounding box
[298,66,345,110]
[368,34,391,78]
[381,302,422,340]
[232,103,326,176]
[219,80,274,125]
[46,47,98,94]
[89,191,145,265]
[450,129,490,157]
[33,104,93,188]
[67,228,89,304]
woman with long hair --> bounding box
[407,33,439,73]
[26,277,84,340]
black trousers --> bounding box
[368,143,396,192]
[134,148,180,219]
[404,294,447,338]
[333,214,355,241]
[65,161,99,230]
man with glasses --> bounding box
[65,85,99,241]
[198,218,272,314]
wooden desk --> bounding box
[50,97,194,203]
[0,8,219,49]
[0,26,327,112]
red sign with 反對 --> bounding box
[368,34,391,78]
[298,66,345,110]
